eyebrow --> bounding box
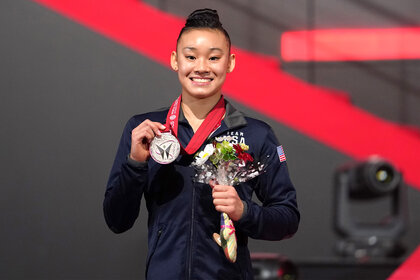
[183,47,224,53]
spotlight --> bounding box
[347,159,401,199]
[333,157,408,260]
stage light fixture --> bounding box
[333,157,408,261]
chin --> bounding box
[183,88,221,100]
[189,92,220,100]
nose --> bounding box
[195,58,210,74]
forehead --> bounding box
[177,28,230,51]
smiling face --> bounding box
[171,28,235,101]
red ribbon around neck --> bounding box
[164,95,225,155]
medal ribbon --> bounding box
[164,95,225,155]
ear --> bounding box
[171,51,178,71]
[227,53,236,73]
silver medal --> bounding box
[150,132,181,164]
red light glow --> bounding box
[281,27,420,62]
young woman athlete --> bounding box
[104,8,299,280]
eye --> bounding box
[186,55,196,60]
[209,56,220,61]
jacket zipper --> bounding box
[187,184,196,280]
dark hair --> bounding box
[176,9,231,51]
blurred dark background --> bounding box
[1,0,419,279]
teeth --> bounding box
[192,78,211,82]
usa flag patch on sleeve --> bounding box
[277,145,286,162]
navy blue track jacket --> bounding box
[104,100,300,280]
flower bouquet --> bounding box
[192,140,267,262]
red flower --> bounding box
[233,144,243,154]
[234,144,254,163]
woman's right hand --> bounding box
[130,119,166,162]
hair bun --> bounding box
[185,8,222,28]
[176,8,231,50]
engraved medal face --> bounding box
[150,132,180,164]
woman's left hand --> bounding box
[210,181,244,221]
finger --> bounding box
[213,198,231,206]
[142,130,155,143]
[212,184,230,193]
[135,120,164,133]
[150,122,165,136]
[215,205,232,213]
[134,128,154,141]
[133,130,154,145]
[212,185,224,192]
[212,191,231,199]
[155,122,166,131]
[149,121,165,129]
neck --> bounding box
[181,94,222,132]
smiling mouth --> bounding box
[190,77,213,83]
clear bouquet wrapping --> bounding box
[192,140,267,262]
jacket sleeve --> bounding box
[235,127,300,240]
[103,117,148,234]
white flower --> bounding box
[203,143,215,155]
[194,144,215,165]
